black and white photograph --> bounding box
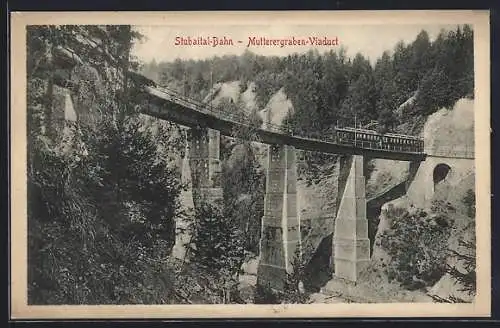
[10,11,491,318]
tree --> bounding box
[418,25,474,114]
[189,202,246,303]
[460,25,474,98]
[140,58,160,82]
[415,67,452,114]
[374,51,398,131]
[392,41,414,104]
[379,207,453,288]
[339,61,377,126]
[409,30,433,85]
[254,71,284,110]
[377,107,397,133]
[27,25,184,305]
[192,71,207,96]
[446,237,476,301]
[316,49,349,130]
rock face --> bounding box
[211,81,241,106]
[428,273,474,302]
[426,172,475,302]
[240,82,258,112]
[368,98,476,301]
[242,257,259,276]
[365,159,409,199]
[423,98,474,158]
[259,88,294,127]
[239,256,259,303]
[296,167,338,291]
[406,99,475,209]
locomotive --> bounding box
[335,127,424,153]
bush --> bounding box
[447,238,476,297]
[431,233,476,303]
[254,246,310,304]
[379,207,452,288]
[188,201,246,304]
[254,284,281,304]
[28,117,184,304]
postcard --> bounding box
[10,10,491,318]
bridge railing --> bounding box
[149,85,287,133]
[426,145,475,159]
[146,84,425,155]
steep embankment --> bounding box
[211,81,241,106]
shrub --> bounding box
[431,233,476,303]
[28,117,183,304]
[379,207,452,288]
[188,201,246,304]
[254,246,310,304]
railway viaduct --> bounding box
[138,82,475,290]
[133,80,429,290]
[50,47,436,291]
[58,68,475,291]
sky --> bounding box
[131,24,460,65]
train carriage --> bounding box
[335,127,424,153]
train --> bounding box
[335,127,424,153]
[129,71,424,154]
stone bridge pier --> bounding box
[188,127,223,207]
[333,155,370,281]
[172,127,223,261]
[257,151,374,289]
[257,144,300,291]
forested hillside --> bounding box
[27,25,267,305]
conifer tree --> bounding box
[27,25,184,305]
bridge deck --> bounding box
[140,85,426,162]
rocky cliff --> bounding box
[368,98,475,301]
